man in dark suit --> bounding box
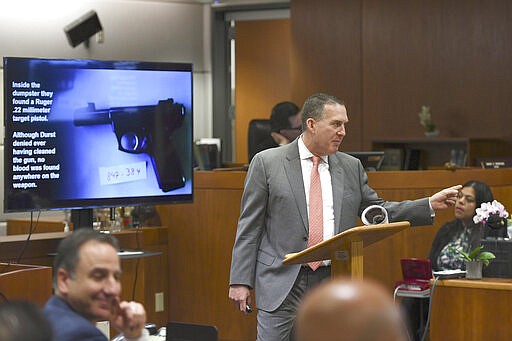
[44,229,149,341]
[228,93,461,340]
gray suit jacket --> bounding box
[229,140,432,311]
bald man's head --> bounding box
[295,278,408,341]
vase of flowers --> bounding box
[474,200,509,238]
[418,105,439,137]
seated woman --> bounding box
[429,180,499,270]
[403,180,495,340]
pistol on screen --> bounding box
[73,98,186,192]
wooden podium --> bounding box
[0,263,52,306]
[283,221,410,279]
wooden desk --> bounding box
[6,218,66,235]
[430,278,512,340]
[0,263,52,307]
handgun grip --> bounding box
[150,145,185,192]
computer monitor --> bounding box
[3,57,194,225]
[346,151,385,171]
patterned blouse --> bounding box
[436,228,470,270]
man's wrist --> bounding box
[428,197,435,217]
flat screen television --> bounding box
[3,57,193,225]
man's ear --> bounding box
[57,268,72,295]
[306,118,316,132]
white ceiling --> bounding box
[143,0,289,5]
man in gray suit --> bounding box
[229,93,460,341]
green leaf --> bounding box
[449,245,496,265]
[468,245,484,259]
[448,246,471,261]
[476,251,496,266]
[477,251,496,261]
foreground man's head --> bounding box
[296,278,408,341]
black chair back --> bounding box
[248,118,272,162]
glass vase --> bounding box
[465,261,483,280]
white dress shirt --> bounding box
[298,136,335,242]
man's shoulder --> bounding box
[44,296,82,321]
[252,141,297,163]
[53,324,108,341]
[44,296,108,341]
[44,295,68,312]
[329,151,361,169]
[332,151,357,161]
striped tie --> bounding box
[307,155,323,270]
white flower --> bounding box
[473,200,509,224]
[418,105,436,132]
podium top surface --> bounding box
[283,221,410,265]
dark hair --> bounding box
[300,93,344,130]
[0,300,53,341]
[52,229,120,289]
[462,180,494,212]
[270,101,300,132]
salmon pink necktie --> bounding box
[307,155,323,270]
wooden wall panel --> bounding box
[290,0,363,151]
[114,228,169,330]
[362,0,512,148]
[235,19,293,163]
[290,0,512,151]
[158,172,255,341]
